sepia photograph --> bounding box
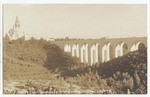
[3,4,147,94]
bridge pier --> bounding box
[90,43,99,65]
[72,44,79,57]
[80,44,88,63]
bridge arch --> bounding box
[64,44,71,52]
[130,41,145,51]
[72,44,79,57]
[81,43,88,63]
[115,42,128,58]
[138,42,146,52]
[102,42,111,62]
[90,43,99,65]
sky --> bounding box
[3,4,147,39]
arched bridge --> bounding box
[51,37,147,65]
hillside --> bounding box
[63,48,147,94]
[4,39,82,80]
[3,39,147,94]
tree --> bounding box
[133,70,141,89]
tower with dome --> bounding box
[5,16,25,41]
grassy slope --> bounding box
[4,39,81,80]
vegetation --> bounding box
[3,38,147,94]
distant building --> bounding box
[25,33,31,40]
[5,16,25,41]
[48,38,55,41]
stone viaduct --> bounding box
[51,37,147,65]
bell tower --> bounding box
[15,16,20,28]
[6,16,25,40]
